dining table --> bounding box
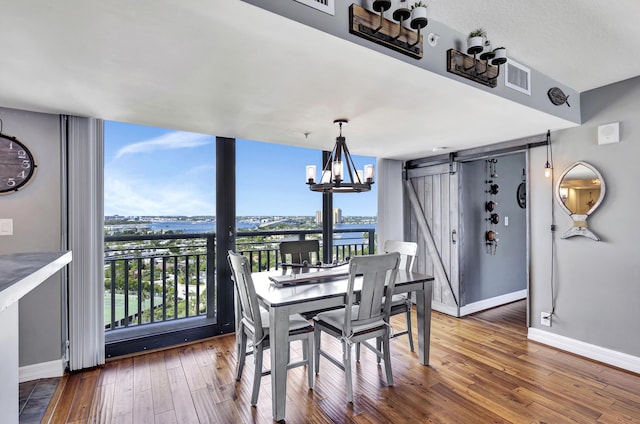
[252,265,434,422]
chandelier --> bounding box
[305,119,374,193]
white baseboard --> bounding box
[431,301,459,317]
[528,328,640,375]
[19,358,65,383]
[459,289,527,316]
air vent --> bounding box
[505,59,531,95]
[294,0,335,15]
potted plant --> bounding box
[410,1,428,29]
[467,28,486,54]
[491,46,507,65]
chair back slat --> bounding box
[383,240,417,272]
[343,252,400,336]
[279,240,320,265]
[228,250,264,339]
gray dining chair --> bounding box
[313,252,400,403]
[384,240,418,352]
[227,250,314,406]
[356,240,418,362]
[279,239,321,266]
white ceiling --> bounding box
[0,0,638,160]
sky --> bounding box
[104,121,377,217]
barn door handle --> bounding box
[451,229,457,245]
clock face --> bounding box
[0,133,37,194]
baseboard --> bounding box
[431,301,459,317]
[19,358,65,383]
[528,328,640,375]
[459,289,527,316]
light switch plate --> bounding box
[0,219,13,236]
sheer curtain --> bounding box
[65,116,105,370]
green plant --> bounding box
[469,28,486,38]
[411,1,427,9]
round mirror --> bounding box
[555,161,605,240]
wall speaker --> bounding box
[598,122,620,145]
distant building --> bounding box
[316,208,343,224]
[334,208,342,224]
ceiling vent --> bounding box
[505,59,531,95]
[294,0,335,16]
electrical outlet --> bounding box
[541,312,552,327]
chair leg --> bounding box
[343,340,354,403]
[376,337,382,364]
[236,330,248,381]
[306,333,314,390]
[382,334,394,387]
[405,307,414,352]
[314,327,321,375]
[250,343,263,406]
[355,342,360,361]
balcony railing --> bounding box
[104,227,375,332]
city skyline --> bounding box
[104,121,377,217]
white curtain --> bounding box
[376,158,405,249]
[66,116,105,370]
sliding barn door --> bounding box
[405,163,460,316]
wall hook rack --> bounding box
[349,3,424,59]
[447,49,505,88]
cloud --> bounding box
[104,173,215,216]
[115,131,213,159]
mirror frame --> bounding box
[555,161,605,241]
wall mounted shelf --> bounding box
[349,4,423,60]
[447,49,500,88]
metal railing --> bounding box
[104,227,375,332]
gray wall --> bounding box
[243,0,580,124]
[0,107,63,367]
[530,76,640,356]
[460,153,527,305]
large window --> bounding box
[103,121,218,356]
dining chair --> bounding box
[227,250,314,406]
[313,252,400,403]
[383,240,418,352]
[279,239,320,266]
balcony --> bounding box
[103,227,376,332]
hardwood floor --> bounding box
[43,300,640,423]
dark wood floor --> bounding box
[43,300,640,423]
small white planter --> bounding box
[467,36,484,54]
[492,47,507,65]
[410,6,428,29]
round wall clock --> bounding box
[0,133,37,194]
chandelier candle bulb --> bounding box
[306,165,316,184]
[333,160,343,181]
[364,164,375,182]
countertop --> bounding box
[0,251,72,312]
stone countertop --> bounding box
[0,251,72,312]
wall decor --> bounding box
[446,29,507,88]
[547,87,571,107]
[555,161,605,241]
[349,2,426,59]
[516,168,526,209]
[485,158,499,254]
[0,121,37,194]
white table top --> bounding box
[0,251,72,312]
[252,268,433,307]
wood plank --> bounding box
[43,301,640,424]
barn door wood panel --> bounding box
[405,164,460,316]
